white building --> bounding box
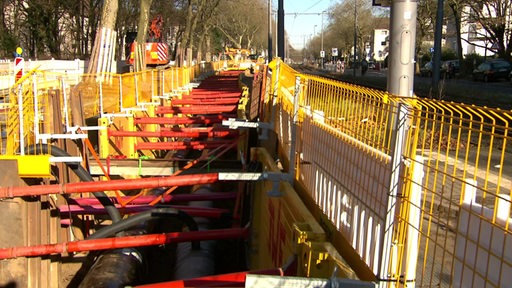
[372,29,389,62]
[446,4,512,58]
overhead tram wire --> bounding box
[303,0,324,13]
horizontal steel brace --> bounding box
[222,118,272,130]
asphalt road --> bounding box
[317,66,512,110]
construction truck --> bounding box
[126,15,170,66]
[221,47,260,70]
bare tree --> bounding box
[325,0,378,62]
[214,0,267,50]
[463,1,512,61]
[133,0,152,71]
[195,0,221,62]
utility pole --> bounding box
[386,0,417,97]
[268,0,272,61]
[278,0,285,59]
[382,0,419,283]
[321,11,325,69]
[431,0,444,98]
[353,0,357,76]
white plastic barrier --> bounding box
[453,179,512,287]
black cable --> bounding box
[25,144,122,223]
[87,207,200,250]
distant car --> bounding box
[472,59,512,82]
[442,60,460,79]
[368,60,376,69]
[420,61,448,77]
[420,62,434,77]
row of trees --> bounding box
[1,0,508,65]
[0,0,271,61]
[304,0,511,65]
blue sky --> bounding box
[279,0,335,49]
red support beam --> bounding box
[134,115,230,125]
[0,228,248,260]
[135,269,283,287]
[171,98,240,105]
[108,127,237,138]
[155,105,237,115]
[59,204,230,218]
[135,139,237,151]
[67,192,238,206]
[0,173,219,198]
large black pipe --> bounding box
[79,207,200,286]
[87,207,200,250]
[26,144,122,223]
[78,248,143,288]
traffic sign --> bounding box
[332,48,338,57]
[320,50,325,58]
[15,57,24,81]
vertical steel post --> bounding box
[289,76,300,180]
[99,117,109,158]
[386,0,417,97]
[353,0,357,77]
[277,0,285,59]
[381,0,418,283]
[17,85,25,155]
[431,0,444,98]
[268,0,273,61]
[270,60,280,126]
[33,73,40,143]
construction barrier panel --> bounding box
[250,147,358,279]
[262,58,512,286]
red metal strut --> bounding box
[0,227,248,260]
[135,268,284,287]
[0,173,219,198]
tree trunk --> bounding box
[87,0,118,74]
[134,0,153,72]
[99,0,118,30]
[182,0,194,63]
[449,2,464,75]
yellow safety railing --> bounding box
[0,62,217,175]
[264,58,512,286]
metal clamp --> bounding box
[222,118,272,140]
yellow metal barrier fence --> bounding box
[0,63,216,176]
[264,58,512,287]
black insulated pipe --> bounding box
[87,207,199,249]
[26,144,122,223]
[78,248,143,288]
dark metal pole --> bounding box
[353,0,357,76]
[277,0,285,59]
[268,0,273,61]
[431,0,444,98]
